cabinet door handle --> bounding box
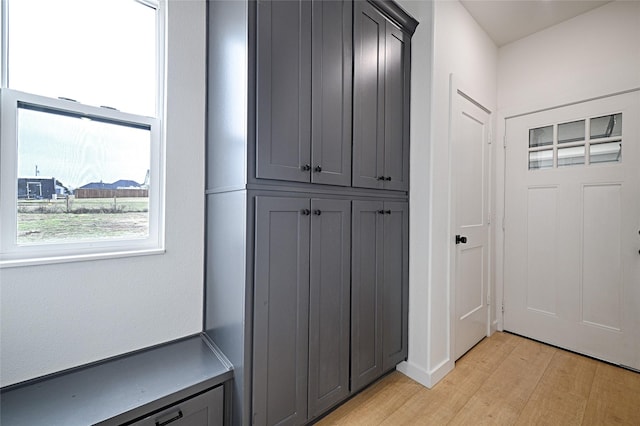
[301,209,311,216]
[377,176,386,181]
[155,410,183,426]
[314,165,322,173]
[385,176,392,181]
[378,210,385,214]
[301,164,311,171]
[313,209,322,215]
[385,210,391,215]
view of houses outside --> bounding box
[16,107,151,245]
[8,0,156,246]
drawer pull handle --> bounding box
[156,410,183,426]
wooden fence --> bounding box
[74,188,148,199]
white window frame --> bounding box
[0,0,166,268]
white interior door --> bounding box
[451,87,491,360]
[504,90,640,369]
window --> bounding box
[1,0,165,266]
[528,113,622,170]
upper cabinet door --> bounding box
[256,0,312,182]
[352,1,386,190]
[311,0,353,187]
[383,25,410,191]
[353,3,410,191]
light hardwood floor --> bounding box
[317,332,640,425]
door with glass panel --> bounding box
[504,90,640,370]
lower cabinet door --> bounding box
[350,200,384,392]
[308,199,351,418]
[382,202,409,370]
[133,386,224,426]
[253,197,310,426]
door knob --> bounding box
[301,164,311,171]
[301,209,311,216]
[314,165,322,173]
[455,235,467,244]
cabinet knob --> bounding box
[301,164,311,171]
[385,176,392,181]
[378,210,385,214]
[301,209,311,216]
[313,209,322,215]
[377,176,386,181]
[385,210,391,215]
[314,165,322,173]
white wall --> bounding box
[498,0,640,114]
[0,0,206,387]
[396,0,433,387]
[494,0,640,330]
[398,0,498,387]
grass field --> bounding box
[17,197,149,244]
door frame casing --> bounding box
[448,74,494,363]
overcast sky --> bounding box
[9,0,156,189]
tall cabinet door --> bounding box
[383,26,410,191]
[382,202,409,370]
[311,0,352,186]
[308,199,351,418]
[352,1,385,189]
[351,200,384,391]
[353,2,410,191]
[256,0,312,182]
[253,197,310,426]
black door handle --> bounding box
[455,235,467,244]
[314,165,322,173]
[301,164,311,171]
[301,209,311,216]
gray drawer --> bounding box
[133,386,223,426]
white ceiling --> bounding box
[459,0,613,46]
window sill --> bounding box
[0,247,166,269]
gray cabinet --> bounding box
[253,197,310,425]
[252,196,351,425]
[308,199,351,417]
[382,201,409,370]
[256,0,352,186]
[0,335,232,426]
[133,387,224,426]
[353,1,410,191]
[205,1,417,424]
[351,200,408,392]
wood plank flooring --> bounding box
[317,332,640,425]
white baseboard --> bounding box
[396,359,454,388]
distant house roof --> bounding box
[19,176,55,180]
[79,180,141,190]
[19,176,71,192]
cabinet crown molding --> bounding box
[368,0,419,35]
